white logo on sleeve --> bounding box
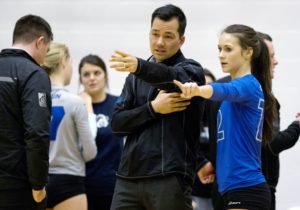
[38,92,47,107]
[96,114,109,128]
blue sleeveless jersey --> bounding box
[210,75,265,194]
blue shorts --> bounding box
[46,174,85,208]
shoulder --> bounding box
[216,76,231,83]
[179,59,204,76]
[59,90,85,105]
[234,75,264,100]
[232,75,260,87]
[21,62,47,79]
[20,63,50,86]
[107,93,117,99]
[15,54,44,74]
[106,93,120,104]
[68,92,85,105]
[179,58,203,69]
[179,58,205,84]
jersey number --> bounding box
[256,99,264,142]
[217,110,224,142]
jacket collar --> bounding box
[149,50,185,66]
[0,48,40,66]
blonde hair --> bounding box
[42,42,69,75]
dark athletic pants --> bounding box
[87,195,113,210]
[0,188,47,210]
[110,175,192,210]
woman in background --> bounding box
[79,54,123,210]
[43,43,97,210]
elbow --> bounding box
[111,118,119,133]
[111,120,129,138]
[111,116,125,133]
[83,142,97,162]
[286,138,298,150]
[91,147,97,160]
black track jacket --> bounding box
[0,49,51,191]
[112,50,207,184]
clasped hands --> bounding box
[151,90,191,114]
[110,51,214,184]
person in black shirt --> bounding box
[109,4,207,210]
[0,14,53,210]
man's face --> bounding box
[264,39,278,79]
[149,17,185,63]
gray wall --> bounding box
[1,0,299,209]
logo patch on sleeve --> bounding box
[38,92,47,107]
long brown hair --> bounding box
[223,24,276,143]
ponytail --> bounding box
[251,37,276,143]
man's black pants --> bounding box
[110,175,192,210]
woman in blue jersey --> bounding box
[79,54,124,210]
[174,24,276,210]
[42,43,97,210]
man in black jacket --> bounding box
[0,14,53,210]
[109,4,207,210]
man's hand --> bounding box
[197,161,215,184]
[110,50,138,73]
[151,90,190,114]
[32,187,46,203]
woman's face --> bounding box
[218,32,250,75]
[80,63,106,96]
